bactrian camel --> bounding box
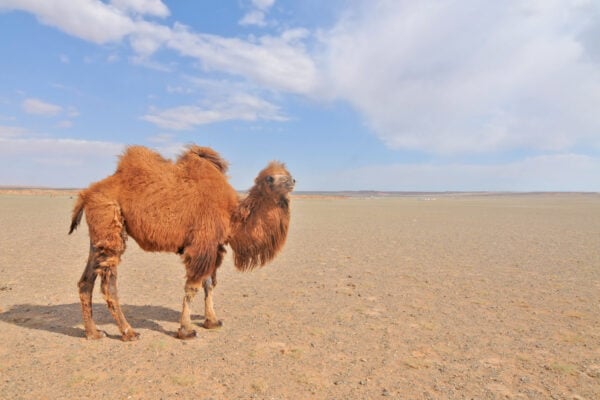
[69,145,294,340]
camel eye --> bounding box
[266,176,274,184]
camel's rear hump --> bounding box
[183,145,229,173]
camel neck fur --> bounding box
[229,163,293,271]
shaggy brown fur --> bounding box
[230,162,292,270]
[69,144,294,341]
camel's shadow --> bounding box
[0,303,203,340]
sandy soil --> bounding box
[1,193,600,399]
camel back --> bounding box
[71,145,238,282]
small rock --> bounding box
[586,365,600,378]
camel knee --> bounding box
[98,267,118,300]
[184,284,200,300]
[90,241,124,271]
[78,279,94,295]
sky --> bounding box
[1,0,600,191]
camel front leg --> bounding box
[177,245,225,338]
[202,276,222,329]
[177,279,201,339]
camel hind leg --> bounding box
[78,244,105,339]
[79,200,138,341]
[99,265,139,341]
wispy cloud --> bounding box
[142,93,287,130]
[3,0,600,193]
[0,135,125,186]
[0,136,123,157]
[22,98,62,116]
[239,0,276,27]
[20,98,79,128]
[0,0,317,95]
[319,154,600,192]
[165,23,317,94]
[110,0,170,18]
[320,1,600,155]
[0,0,136,44]
[239,11,267,27]
[0,125,28,138]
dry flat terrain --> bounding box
[1,193,600,399]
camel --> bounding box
[68,145,294,341]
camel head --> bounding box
[253,161,295,200]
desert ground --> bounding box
[1,192,600,399]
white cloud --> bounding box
[0,0,136,44]
[0,137,123,157]
[7,0,599,167]
[0,136,125,187]
[320,0,600,155]
[142,93,287,130]
[166,24,318,94]
[239,10,267,27]
[166,85,193,94]
[319,154,600,192]
[129,20,172,58]
[0,1,317,94]
[252,0,275,11]
[239,0,275,26]
[110,0,169,18]
[21,98,79,122]
[22,98,62,116]
[0,125,28,138]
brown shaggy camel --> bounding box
[69,145,294,340]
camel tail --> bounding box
[69,193,85,234]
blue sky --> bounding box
[1,0,599,191]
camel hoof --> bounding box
[176,327,198,340]
[122,331,140,342]
[202,319,223,330]
[85,330,107,340]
